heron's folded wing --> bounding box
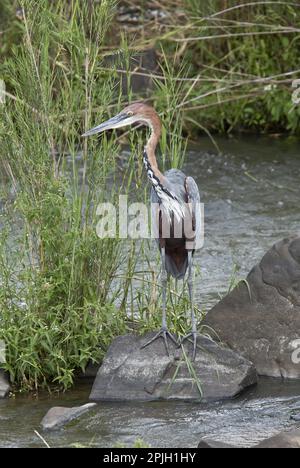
[151,187,160,240]
[185,176,203,250]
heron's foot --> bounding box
[141,328,179,356]
[180,331,198,361]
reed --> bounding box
[0,0,191,391]
[0,0,130,390]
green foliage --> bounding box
[181,1,300,134]
[0,0,129,391]
[0,0,24,59]
[1,1,300,134]
[115,438,151,448]
[0,0,190,392]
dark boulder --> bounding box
[204,236,300,379]
[89,332,256,402]
[0,370,10,398]
[105,49,158,96]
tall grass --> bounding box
[0,0,194,391]
[2,1,300,134]
[109,0,300,135]
[0,0,132,390]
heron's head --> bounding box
[82,102,159,137]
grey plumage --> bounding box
[151,168,201,280]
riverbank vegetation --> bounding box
[0,0,192,391]
[1,1,300,135]
[0,0,299,391]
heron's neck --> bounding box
[144,118,164,183]
[143,115,182,216]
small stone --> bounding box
[41,403,97,431]
[291,413,300,422]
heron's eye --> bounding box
[127,111,133,116]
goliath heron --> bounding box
[83,102,201,360]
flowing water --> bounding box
[0,136,300,447]
[191,135,299,310]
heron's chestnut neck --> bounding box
[144,111,164,183]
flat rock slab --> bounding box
[41,403,97,431]
[89,332,257,402]
[0,370,10,398]
[204,236,300,378]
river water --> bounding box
[0,136,300,447]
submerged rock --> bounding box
[89,332,257,402]
[290,413,300,422]
[204,236,300,379]
[254,429,300,448]
[198,439,236,448]
[0,370,10,398]
[41,403,97,431]
[199,430,300,449]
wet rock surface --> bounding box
[199,429,300,448]
[0,370,10,398]
[204,236,300,379]
[90,332,257,402]
[290,413,300,422]
[41,403,97,431]
[254,429,300,448]
[198,439,236,448]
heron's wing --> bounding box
[185,177,203,251]
[151,187,160,240]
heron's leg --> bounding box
[180,251,198,360]
[141,248,178,355]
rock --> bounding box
[198,439,236,448]
[89,332,257,402]
[105,49,158,95]
[198,430,300,449]
[204,236,300,379]
[0,370,10,398]
[77,361,101,379]
[291,413,300,422]
[124,49,158,94]
[41,403,97,431]
[254,429,300,448]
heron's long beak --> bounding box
[82,113,132,137]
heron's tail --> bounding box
[165,251,188,280]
